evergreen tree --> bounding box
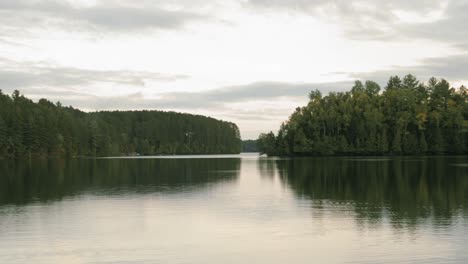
[259,75,468,156]
[0,91,242,158]
[386,76,402,90]
[0,117,6,156]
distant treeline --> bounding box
[0,90,241,158]
[242,140,259,152]
[258,75,468,156]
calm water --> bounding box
[1,154,468,263]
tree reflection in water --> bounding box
[0,158,241,205]
[266,156,468,230]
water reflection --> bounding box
[0,158,241,205]
[0,155,467,263]
[271,156,468,229]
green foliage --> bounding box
[386,76,402,90]
[258,132,278,155]
[259,75,468,156]
[0,116,6,156]
[365,81,381,96]
[402,74,419,89]
[0,92,241,158]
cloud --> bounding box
[0,58,188,91]
[0,0,208,35]
[129,81,351,111]
[17,80,350,112]
[349,53,468,85]
[163,81,351,104]
[0,61,350,111]
[4,0,459,43]
[0,57,349,113]
[246,0,468,45]
[396,1,468,47]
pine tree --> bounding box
[258,75,468,157]
[0,117,6,156]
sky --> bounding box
[0,0,468,139]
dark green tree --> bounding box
[0,91,242,158]
[259,75,468,156]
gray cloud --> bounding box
[0,58,348,112]
[167,81,350,103]
[16,80,351,112]
[0,0,206,34]
[247,0,467,45]
[0,58,188,91]
[396,1,468,47]
[349,53,468,85]
[0,62,350,111]
[143,81,352,111]
[2,0,466,48]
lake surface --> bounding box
[1,154,468,263]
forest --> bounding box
[258,75,468,156]
[242,140,259,152]
[0,90,241,158]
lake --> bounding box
[1,154,467,263]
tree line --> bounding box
[258,75,468,156]
[0,90,241,158]
[242,140,259,152]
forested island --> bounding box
[258,75,468,156]
[0,90,241,158]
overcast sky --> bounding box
[1,0,467,139]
